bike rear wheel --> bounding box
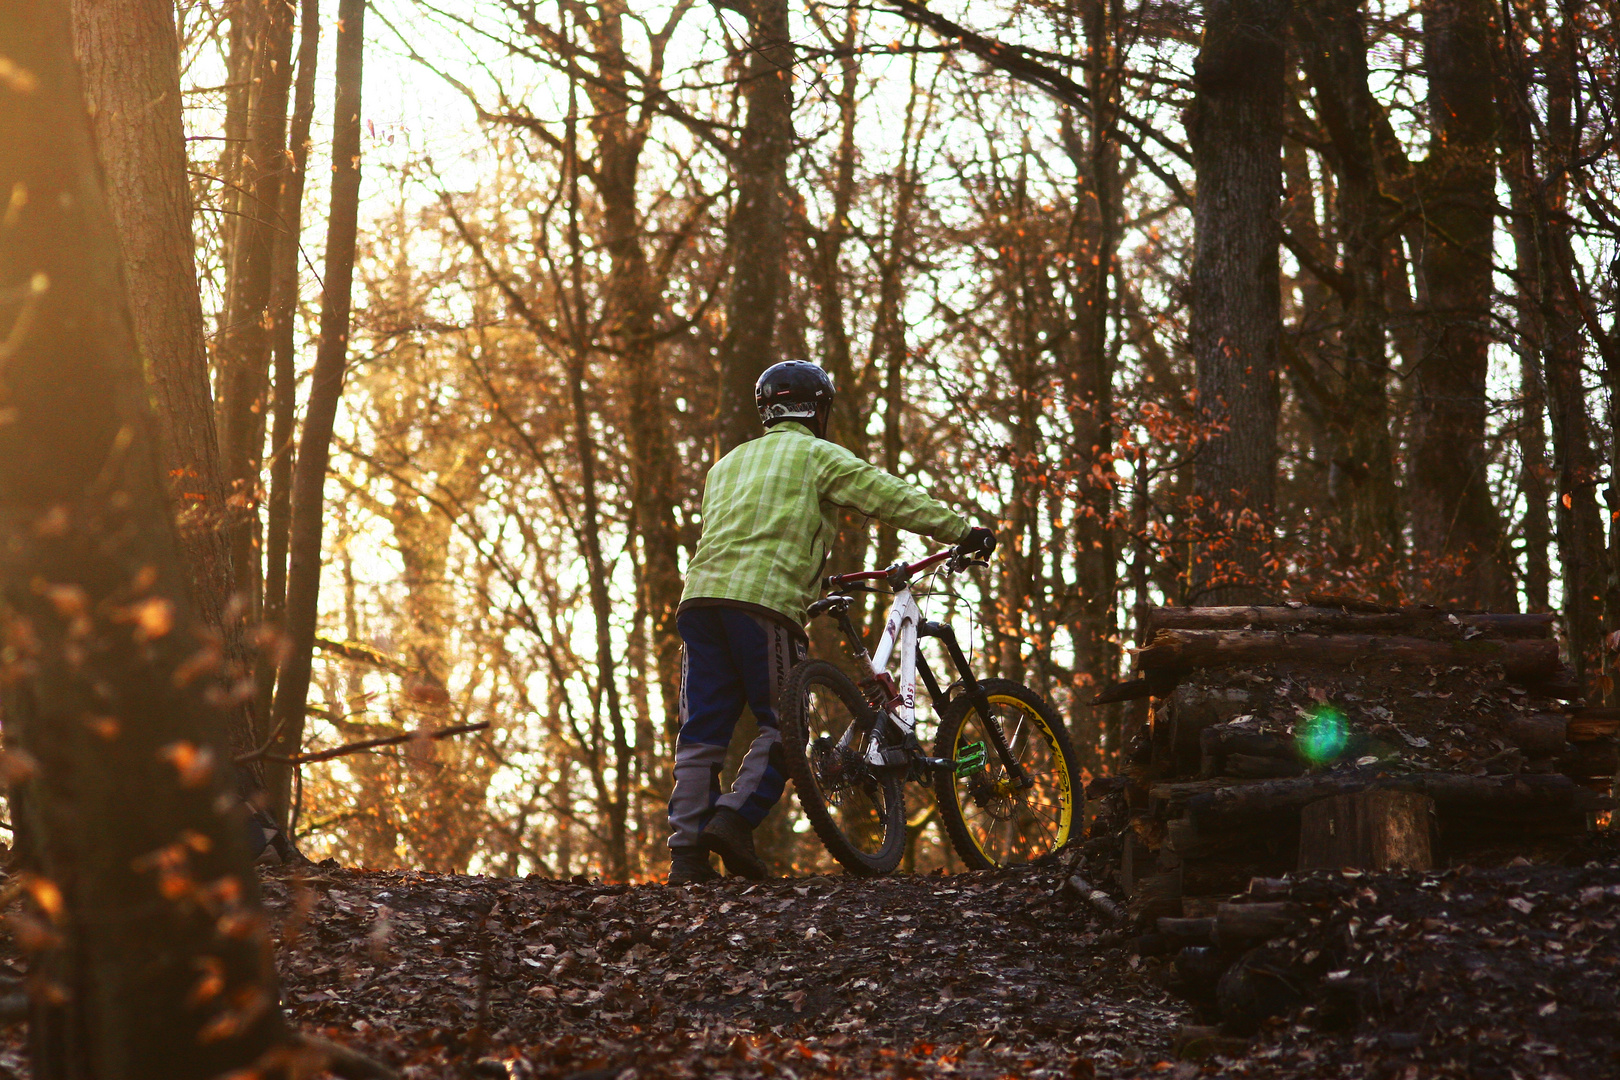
[779,659,905,875]
[933,679,1080,870]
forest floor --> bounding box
[3,852,1619,1078]
[261,843,1620,1080]
[259,861,1182,1079]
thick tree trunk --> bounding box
[66,0,261,770]
[0,3,284,1071]
[1406,0,1507,606]
[1186,0,1287,601]
[266,0,366,825]
[255,0,321,736]
[216,0,296,616]
[713,0,794,455]
[1299,0,1400,575]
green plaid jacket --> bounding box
[680,422,970,626]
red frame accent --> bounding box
[826,549,951,588]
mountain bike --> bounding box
[778,540,1082,875]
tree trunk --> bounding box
[1511,185,1553,612]
[66,0,262,772]
[1495,3,1605,684]
[255,0,321,736]
[1406,0,1507,606]
[216,0,297,617]
[565,61,631,881]
[1068,0,1123,764]
[1299,0,1400,576]
[580,3,685,748]
[0,3,284,1071]
[712,0,794,455]
[266,0,366,825]
[1186,0,1287,601]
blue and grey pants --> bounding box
[667,605,806,850]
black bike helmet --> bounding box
[755,361,835,437]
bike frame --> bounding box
[816,552,1029,784]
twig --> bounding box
[235,722,490,766]
[314,635,414,678]
[1065,874,1126,923]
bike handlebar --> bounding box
[824,549,960,590]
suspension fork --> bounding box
[919,620,1032,788]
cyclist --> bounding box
[668,360,995,884]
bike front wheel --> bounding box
[933,679,1080,870]
[779,659,905,875]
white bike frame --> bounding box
[867,586,923,735]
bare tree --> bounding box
[67,0,254,759]
[267,0,368,824]
[0,3,283,1070]
[713,0,795,454]
[1188,0,1288,600]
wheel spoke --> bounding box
[940,690,1076,869]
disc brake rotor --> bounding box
[810,736,870,805]
[965,767,1016,820]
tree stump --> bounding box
[1298,789,1434,872]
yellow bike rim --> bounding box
[951,692,1074,866]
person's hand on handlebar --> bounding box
[950,525,997,570]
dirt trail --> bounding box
[262,863,1185,1078]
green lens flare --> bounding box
[1297,706,1349,766]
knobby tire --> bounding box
[779,659,905,875]
[932,679,1080,870]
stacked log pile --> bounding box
[1088,604,1617,923]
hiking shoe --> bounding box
[667,847,720,885]
[698,807,768,880]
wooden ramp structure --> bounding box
[1088,604,1616,924]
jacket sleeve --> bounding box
[815,442,970,544]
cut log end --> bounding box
[1298,789,1434,873]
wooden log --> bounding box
[1200,726,1292,759]
[1560,737,1620,779]
[1225,753,1305,779]
[1148,606,1556,639]
[1065,874,1126,923]
[1521,671,1583,701]
[1213,901,1301,946]
[1091,678,1149,705]
[1505,714,1570,757]
[1128,870,1183,926]
[1569,715,1620,740]
[1176,770,1611,823]
[1138,629,1561,680]
[1156,916,1215,945]
[1298,789,1434,872]
[1245,877,1292,899]
[1166,684,1259,764]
